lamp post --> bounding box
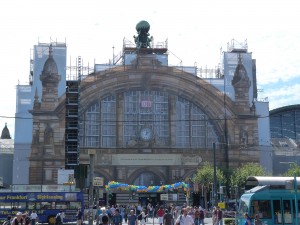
[88,150,96,225]
[213,142,217,206]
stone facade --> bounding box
[28,47,260,186]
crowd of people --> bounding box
[2,211,38,225]
[91,203,208,225]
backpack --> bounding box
[137,214,142,220]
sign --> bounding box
[218,202,225,209]
[141,100,152,108]
[93,177,104,186]
[160,194,168,201]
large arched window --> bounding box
[176,97,218,148]
[80,92,218,148]
[123,91,169,146]
[82,95,116,147]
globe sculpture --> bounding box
[133,20,153,48]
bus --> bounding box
[237,176,300,225]
[0,185,84,224]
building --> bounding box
[270,104,300,175]
[0,123,14,187]
[14,21,271,204]
[13,41,67,184]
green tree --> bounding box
[230,162,267,189]
[193,162,226,207]
[283,163,300,176]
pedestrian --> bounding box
[2,215,12,225]
[212,207,217,225]
[112,209,122,225]
[215,207,223,225]
[157,206,165,225]
[76,208,83,225]
[99,208,110,225]
[163,209,173,225]
[244,213,251,225]
[102,214,109,225]
[127,210,137,225]
[139,209,147,225]
[22,212,31,225]
[198,207,204,225]
[175,208,194,225]
[147,203,154,219]
[30,210,38,225]
[254,214,262,225]
[11,212,24,225]
[55,211,63,225]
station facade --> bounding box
[13,22,271,204]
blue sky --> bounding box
[0,0,299,138]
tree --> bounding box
[230,162,267,190]
[283,163,300,176]
[193,162,226,208]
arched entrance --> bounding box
[132,171,164,207]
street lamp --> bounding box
[88,149,96,225]
[213,142,217,206]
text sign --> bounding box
[141,100,152,108]
[93,177,104,186]
[160,194,168,201]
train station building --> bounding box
[13,21,272,204]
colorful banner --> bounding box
[105,181,190,193]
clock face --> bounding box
[140,127,153,141]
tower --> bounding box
[29,45,65,184]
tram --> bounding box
[237,176,300,225]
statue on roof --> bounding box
[133,20,153,48]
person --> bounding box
[95,206,102,224]
[139,209,147,225]
[102,214,109,225]
[22,212,31,225]
[163,209,172,225]
[244,213,251,225]
[157,207,165,225]
[127,210,137,225]
[175,208,194,225]
[30,210,38,225]
[2,215,12,225]
[112,209,122,225]
[76,208,83,225]
[212,207,217,225]
[254,214,262,225]
[11,212,24,225]
[198,207,204,225]
[147,203,154,219]
[55,211,63,225]
[215,207,223,225]
[99,208,110,225]
[193,210,200,225]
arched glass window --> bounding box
[82,95,116,147]
[176,97,218,148]
[123,91,169,146]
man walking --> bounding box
[175,208,194,225]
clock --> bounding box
[140,127,153,141]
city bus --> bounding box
[237,176,300,225]
[0,185,84,224]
